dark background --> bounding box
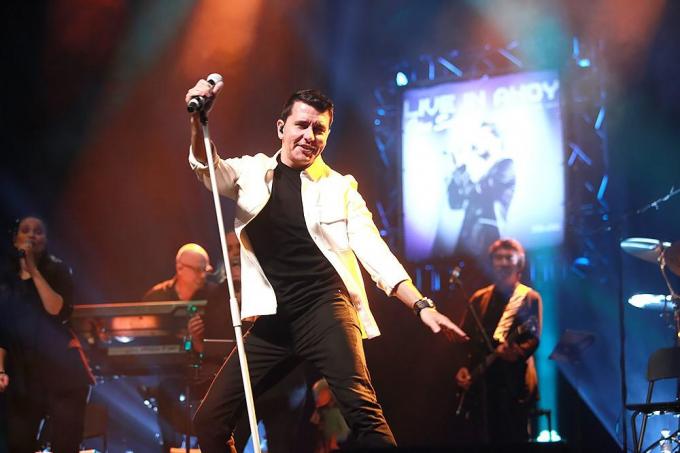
[2,1,679,451]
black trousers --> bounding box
[194,295,396,452]
[4,383,89,453]
[464,380,532,445]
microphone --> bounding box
[14,241,32,259]
[187,73,223,113]
[449,265,463,287]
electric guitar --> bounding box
[455,316,538,416]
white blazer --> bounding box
[190,149,410,339]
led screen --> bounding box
[402,70,564,262]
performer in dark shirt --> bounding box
[435,122,516,259]
[184,79,467,453]
[454,238,542,444]
[0,215,93,453]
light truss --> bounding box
[372,37,610,290]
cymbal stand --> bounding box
[656,252,680,344]
[588,185,679,450]
[657,247,680,446]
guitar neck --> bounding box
[469,326,525,383]
[470,350,500,382]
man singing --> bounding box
[184,78,467,452]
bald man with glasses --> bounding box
[143,243,220,451]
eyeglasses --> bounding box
[491,253,519,264]
[178,261,212,273]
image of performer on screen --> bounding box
[184,78,467,453]
[453,238,542,445]
[436,122,516,259]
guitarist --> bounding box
[454,238,542,444]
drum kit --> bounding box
[621,238,680,316]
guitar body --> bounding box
[454,316,538,419]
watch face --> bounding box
[415,298,435,311]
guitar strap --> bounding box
[492,283,531,343]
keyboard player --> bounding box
[143,242,224,451]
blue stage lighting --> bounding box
[573,256,591,267]
[628,293,672,310]
[536,429,562,442]
[395,71,408,87]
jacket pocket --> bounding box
[319,209,350,251]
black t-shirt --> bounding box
[244,157,345,318]
[143,278,215,303]
[0,253,92,393]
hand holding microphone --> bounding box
[16,241,37,274]
[186,73,224,114]
[186,73,224,165]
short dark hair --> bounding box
[488,238,526,270]
[280,89,334,125]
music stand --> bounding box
[549,330,596,365]
[549,330,596,445]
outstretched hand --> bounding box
[419,308,468,340]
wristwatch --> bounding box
[413,297,436,317]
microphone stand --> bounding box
[451,269,495,443]
[199,109,262,453]
[451,270,495,354]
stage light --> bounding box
[597,175,608,200]
[536,429,562,442]
[395,71,408,87]
[571,256,591,278]
[573,256,590,267]
[628,293,671,310]
[578,58,591,68]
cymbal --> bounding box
[620,237,672,263]
[665,242,680,277]
[628,294,674,311]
